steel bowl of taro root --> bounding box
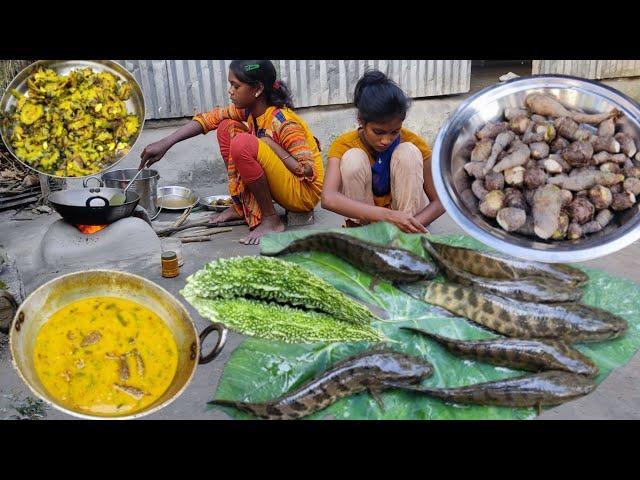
[432,74,640,263]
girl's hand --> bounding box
[139,139,171,170]
[384,209,427,234]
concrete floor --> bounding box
[1,201,639,420]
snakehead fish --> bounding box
[415,282,627,343]
[421,238,583,303]
[262,231,438,283]
[395,371,596,408]
[425,238,589,286]
[209,350,433,420]
[401,327,599,377]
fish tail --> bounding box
[208,398,245,410]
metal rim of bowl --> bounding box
[432,74,640,263]
[156,186,199,210]
[0,60,146,180]
[8,269,200,420]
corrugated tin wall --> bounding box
[533,60,640,80]
[117,60,471,120]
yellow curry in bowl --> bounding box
[33,297,178,417]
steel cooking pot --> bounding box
[9,270,227,419]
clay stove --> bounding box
[38,206,161,267]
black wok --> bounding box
[48,186,140,224]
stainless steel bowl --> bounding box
[9,270,227,420]
[157,186,199,210]
[199,195,233,212]
[0,60,146,179]
[432,74,640,263]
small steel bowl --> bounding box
[199,195,233,212]
[432,74,640,263]
[156,186,199,210]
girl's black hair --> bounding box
[229,60,294,109]
[353,69,410,123]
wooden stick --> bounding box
[173,206,193,228]
[180,227,233,242]
[155,219,245,237]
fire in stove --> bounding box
[76,224,109,234]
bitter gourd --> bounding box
[184,296,383,344]
[181,256,376,325]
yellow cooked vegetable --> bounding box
[33,297,178,417]
[7,67,140,176]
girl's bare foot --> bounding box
[240,215,285,245]
[209,207,243,224]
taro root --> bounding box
[588,185,613,210]
[471,179,489,201]
[460,188,480,214]
[615,132,637,158]
[534,123,556,143]
[551,137,570,153]
[484,172,505,191]
[532,184,563,240]
[471,139,493,162]
[504,187,526,210]
[496,207,527,232]
[554,117,590,141]
[595,209,614,228]
[476,121,509,140]
[523,168,547,190]
[464,161,486,179]
[610,183,623,194]
[530,142,550,160]
[592,151,627,165]
[563,141,594,167]
[483,131,516,173]
[567,222,583,240]
[504,166,525,187]
[623,177,640,196]
[568,197,595,225]
[600,162,621,174]
[509,117,531,135]
[611,191,636,211]
[624,163,640,178]
[548,171,624,191]
[598,118,615,138]
[525,93,619,125]
[479,190,505,218]
[590,136,621,154]
[551,214,570,240]
[560,189,573,207]
[505,107,528,121]
[541,157,563,174]
[582,221,602,235]
[493,144,531,172]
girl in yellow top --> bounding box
[322,70,445,233]
[139,60,324,245]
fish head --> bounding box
[378,250,437,278]
[367,351,434,384]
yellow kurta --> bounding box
[327,128,432,207]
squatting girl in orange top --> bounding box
[322,70,445,233]
[139,60,324,245]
